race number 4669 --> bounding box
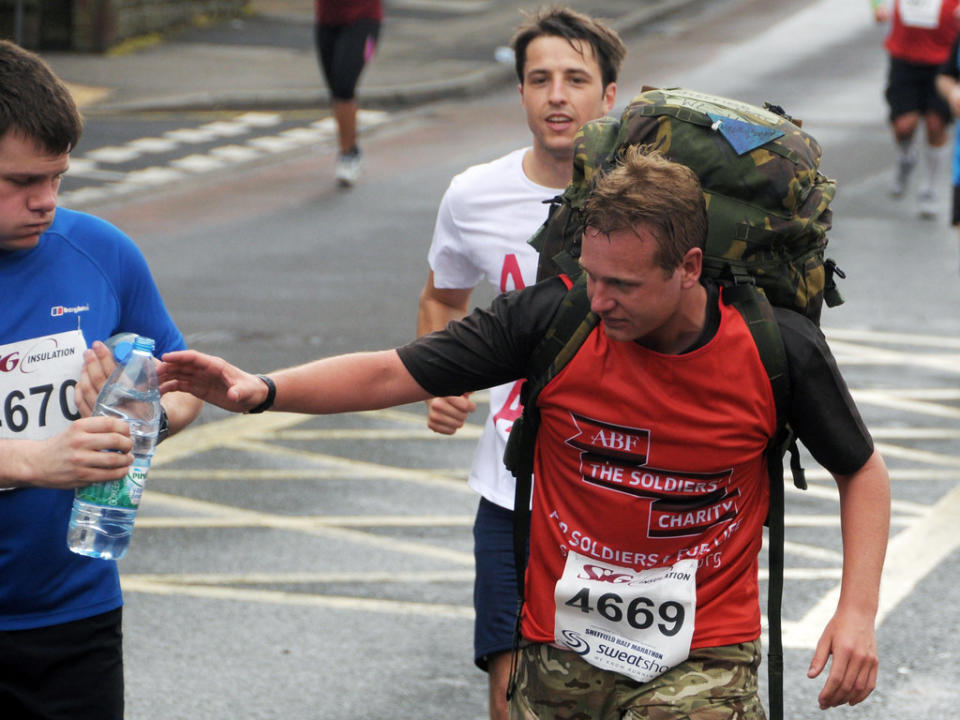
[563,588,686,637]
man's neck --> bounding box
[522,146,572,190]
[638,283,710,355]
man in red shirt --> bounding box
[874,0,960,217]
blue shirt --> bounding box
[0,208,187,629]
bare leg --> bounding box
[333,99,358,154]
[489,650,515,720]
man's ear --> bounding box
[602,82,617,115]
[680,247,703,288]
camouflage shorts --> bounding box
[509,640,765,720]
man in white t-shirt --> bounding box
[415,8,625,719]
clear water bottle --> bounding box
[67,335,161,560]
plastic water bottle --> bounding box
[67,335,161,560]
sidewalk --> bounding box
[45,0,700,114]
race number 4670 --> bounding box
[0,380,79,432]
[563,587,686,637]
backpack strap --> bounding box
[721,282,806,720]
[504,273,597,599]
[503,273,596,702]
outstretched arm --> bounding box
[808,448,890,709]
[158,348,432,415]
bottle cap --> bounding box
[132,336,156,353]
[105,332,137,364]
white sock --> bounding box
[921,144,948,194]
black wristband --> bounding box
[157,406,170,444]
[247,374,276,414]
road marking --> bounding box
[121,579,474,619]
[220,438,474,492]
[61,110,392,208]
[782,483,960,649]
[140,491,474,565]
[123,570,476,585]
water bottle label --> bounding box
[76,461,149,509]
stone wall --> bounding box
[0,0,247,52]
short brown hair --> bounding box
[0,40,83,154]
[510,6,626,88]
[583,146,707,272]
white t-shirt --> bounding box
[428,147,562,509]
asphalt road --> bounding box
[65,0,960,717]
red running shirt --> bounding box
[315,0,383,25]
[521,294,777,651]
[885,0,959,65]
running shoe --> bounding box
[917,188,938,219]
[335,149,363,188]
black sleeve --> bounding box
[776,308,874,476]
[397,277,569,397]
[941,32,960,79]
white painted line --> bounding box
[198,120,250,137]
[121,579,474,619]
[247,136,303,152]
[140,491,474,565]
[279,128,327,143]
[826,327,960,349]
[223,438,474,492]
[136,514,473,528]
[873,442,960,467]
[236,112,283,127]
[66,158,99,174]
[85,146,141,163]
[851,389,960,420]
[170,154,229,173]
[163,127,222,143]
[871,427,960,439]
[273,428,483,440]
[121,570,475,585]
[127,137,179,153]
[147,467,468,483]
[781,483,960,649]
[209,144,262,162]
[123,166,187,185]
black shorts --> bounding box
[952,184,960,225]
[315,19,380,101]
[886,56,951,123]
[473,497,521,670]
[0,608,124,719]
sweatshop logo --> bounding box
[565,412,739,538]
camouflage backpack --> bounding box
[533,86,844,320]
[503,88,844,720]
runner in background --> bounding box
[314,0,382,187]
[873,0,960,218]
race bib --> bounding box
[554,552,697,683]
[0,330,84,441]
[900,0,942,28]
